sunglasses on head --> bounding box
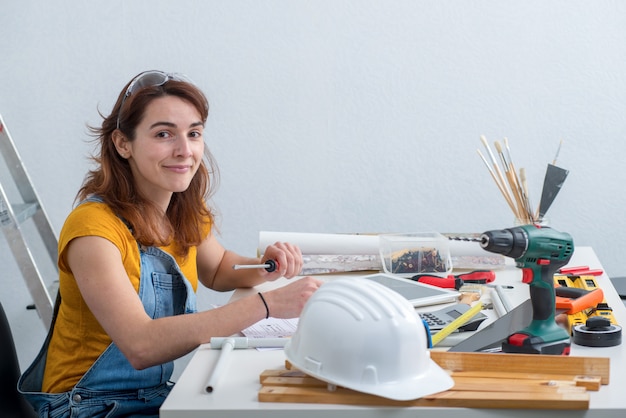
[116,70,193,129]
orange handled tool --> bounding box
[555,286,605,315]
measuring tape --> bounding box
[430,302,484,347]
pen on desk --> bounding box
[232,260,278,272]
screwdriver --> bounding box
[411,270,496,290]
[232,259,278,272]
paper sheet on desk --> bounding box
[241,317,298,350]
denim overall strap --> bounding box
[73,244,197,391]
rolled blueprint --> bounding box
[258,232,380,274]
[259,231,380,255]
[258,231,505,274]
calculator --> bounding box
[419,303,488,332]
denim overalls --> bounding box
[18,200,197,417]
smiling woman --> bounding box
[16,70,323,418]
[113,96,206,215]
[95,71,214,252]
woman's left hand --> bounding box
[261,241,303,280]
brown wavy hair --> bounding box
[80,72,219,256]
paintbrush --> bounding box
[477,148,518,216]
[480,136,520,218]
[495,140,529,222]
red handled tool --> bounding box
[558,266,603,276]
[411,270,496,290]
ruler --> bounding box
[431,302,484,346]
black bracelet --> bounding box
[258,292,270,319]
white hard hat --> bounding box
[284,277,454,400]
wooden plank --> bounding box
[263,371,588,393]
[430,351,610,385]
[268,352,607,409]
[451,369,586,381]
[450,371,601,391]
[263,375,325,388]
[450,376,586,393]
[574,375,602,391]
[258,385,590,410]
[260,369,309,383]
[280,358,610,391]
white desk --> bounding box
[161,247,626,417]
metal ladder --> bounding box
[0,114,57,328]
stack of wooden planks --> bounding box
[258,351,609,410]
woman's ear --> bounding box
[112,130,131,159]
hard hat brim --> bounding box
[284,343,454,401]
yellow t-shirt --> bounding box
[42,201,203,393]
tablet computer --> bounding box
[362,273,460,307]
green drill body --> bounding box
[480,224,574,354]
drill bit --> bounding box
[445,233,482,242]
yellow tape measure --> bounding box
[431,302,484,346]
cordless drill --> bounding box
[479,224,574,355]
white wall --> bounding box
[2,0,626,375]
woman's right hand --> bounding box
[261,276,323,319]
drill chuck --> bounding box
[479,228,529,259]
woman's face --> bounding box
[121,95,205,207]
